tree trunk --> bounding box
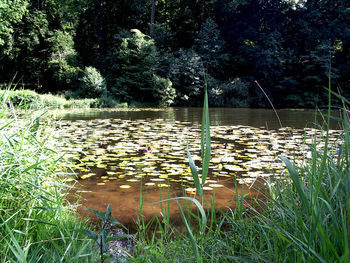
[98,0,103,59]
[150,0,156,36]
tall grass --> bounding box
[0,86,97,262]
[132,83,349,262]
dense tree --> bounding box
[0,0,349,107]
[0,0,28,57]
[109,29,175,105]
[0,0,85,91]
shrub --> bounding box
[79,66,106,98]
[152,75,176,106]
[169,48,204,105]
[1,89,39,106]
[63,98,98,109]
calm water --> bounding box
[60,107,339,130]
[60,107,341,225]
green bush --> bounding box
[47,30,82,89]
[33,93,67,109]
[63,98,98,109]
[0,89,100,109]
[152,75,176,106]
[79,66,106,98]
[1,89,39,106]
[169,48,204,105]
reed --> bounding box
[0,85,97,262]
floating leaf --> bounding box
[224,165,244,171]
[208,184,224,188]
[157,184,169,188]
[127,179,139,182]
[150,178,165,182]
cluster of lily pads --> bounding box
[55,118,342,193]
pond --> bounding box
[56,108,343,226]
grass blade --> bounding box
[201,82,211,186]
[176,200,200,263]
[153,196,207,233]
[187,143,202,199]
[280,156,309,210]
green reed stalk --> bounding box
[200,83,211,190]
[187,85,211,204]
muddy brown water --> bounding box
[69,178,266,231]
[58,108,342,227]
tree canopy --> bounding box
[0,0,349,108]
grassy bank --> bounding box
[0,89,100,109]
[0,89,157,109]
[0,92,98,262]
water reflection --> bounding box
[59,107,338,130]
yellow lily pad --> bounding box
[208,184,224,188]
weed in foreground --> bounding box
[0,85,97,262]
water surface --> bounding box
[60,107,339,129]
[59,108,342,225]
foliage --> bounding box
[194,18,228,78]
[79,66,106,98]
[208,78,251,108]
[46,30,82,87]
[1,89,39,106]
[169,48,204,105]
[152,75,176,106]
[0,0,85,92]
[0,0,28,55]
[0,87,97,262]
[0,89,98,109]
[82,205,131,263]
[1,0,350,107]
[112,29,175,105]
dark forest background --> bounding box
[1,0,349,108]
